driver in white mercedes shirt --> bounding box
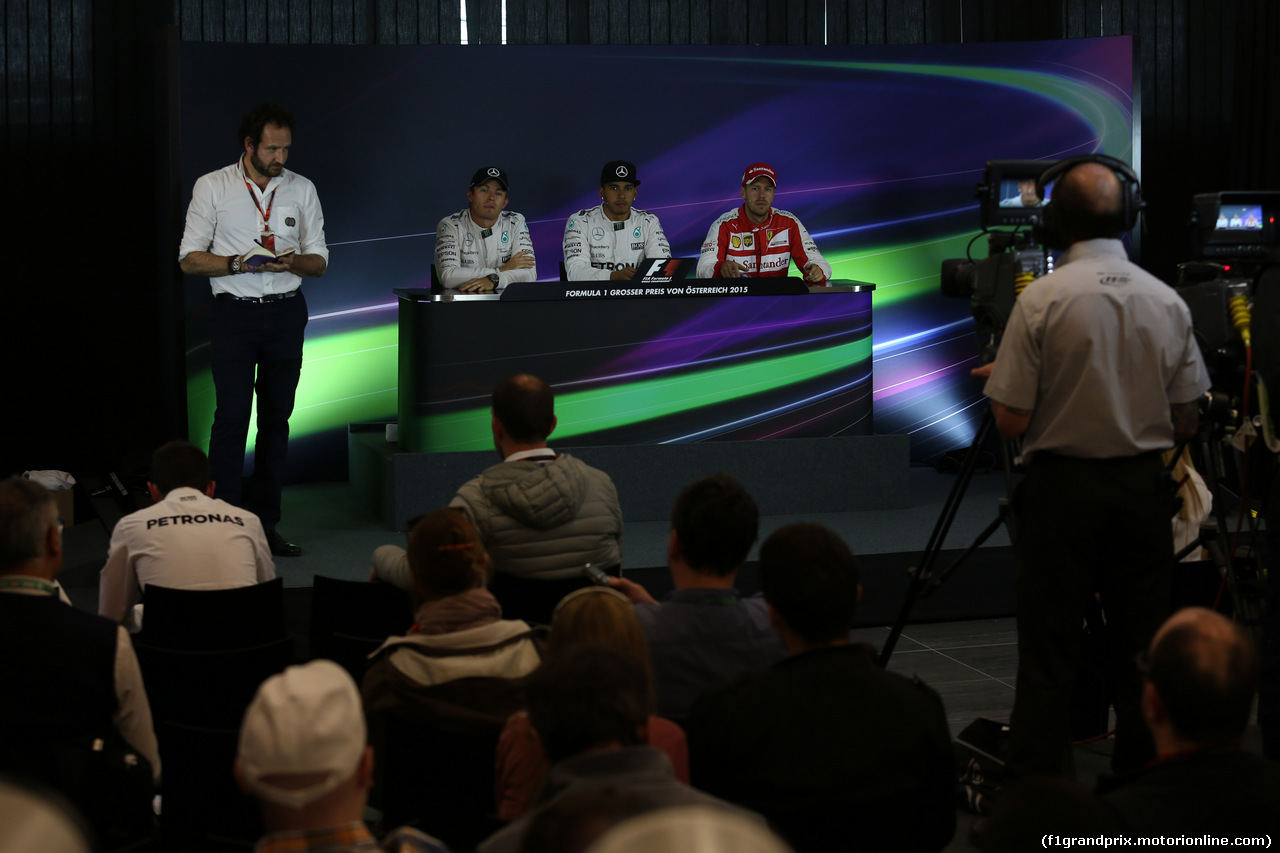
[562,161,671,281]
[435,166,537,293]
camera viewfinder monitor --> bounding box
[980,160,1057,230]
[1192,191,1280,261]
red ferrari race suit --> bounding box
[696,206,831,281]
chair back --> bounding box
[488,572,593,626]
[131,579,293,851]
[135,577,287,651]
[375,713,504,850]
[310,575,413,682]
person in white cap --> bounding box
[696,162,831,283]
[235,660,448,852]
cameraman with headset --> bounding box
[971,156,1211,780]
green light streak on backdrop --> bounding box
[421,335,874,452]
[186,326,398,451]
[830,231,985,308]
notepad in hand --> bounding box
[242,245,296,268]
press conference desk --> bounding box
[392,278,876,454]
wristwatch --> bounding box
[487,273,500,290]
[228,255,244,275]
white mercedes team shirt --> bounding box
[435,208,537,288]
[98,487,275,629]
[562,205,671,281]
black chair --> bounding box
[131,579,294,851]
[373,713,505,851]
[135,577,288,652]
[309,575,413,683]
[487,573,595,626]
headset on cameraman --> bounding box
[1033,154,1145,250]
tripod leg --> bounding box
[879,409,997,667]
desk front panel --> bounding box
[397,291,873,453]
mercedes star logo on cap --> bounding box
[487,167,500,177]
[616,166,628,177]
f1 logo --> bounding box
[644,259,665,277]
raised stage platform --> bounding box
[348,424,913,530]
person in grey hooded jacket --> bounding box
[372,374,622,593]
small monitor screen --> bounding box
[997,178,1049,210]
[1214,205,1265,232]
[980,160,1059,229]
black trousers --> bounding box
[1008,450,1173,778]
[206,292,308,530]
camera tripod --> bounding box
[877,405,1020,667]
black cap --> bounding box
[469,166,509,190]
[600,161,641,187]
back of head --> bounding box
[526,644,651,764]
[150,440,211,496]
[586,805,795,853]
[406,508,488,599]
[759,523,859,646]
[492,373,555,443]
[0,776,94,853]
[550,587,656,704]
[237,660,367,811]
[1053,161,1127,242]
[550,587,650,666]
[1148,608,1259,746]
[670,473,759,577]
[0,476,56,576]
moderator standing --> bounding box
[974,156,1210,779]
[178,101,329,557]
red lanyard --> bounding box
[244,178,277,252]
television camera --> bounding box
[939,160,1055,360]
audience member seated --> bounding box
[478,645,759,853]
[610,473,786,717]
[235,660,448,852]
[362,507,544,733]
[495,587,689,820]
[1098,606,1280,835]
[372,373,622,623]
[0,476,161,847]
[687,523,956,853]
[98,440,275,631]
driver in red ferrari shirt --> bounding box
[696,162,832,283]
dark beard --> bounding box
[250,151,282,179]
